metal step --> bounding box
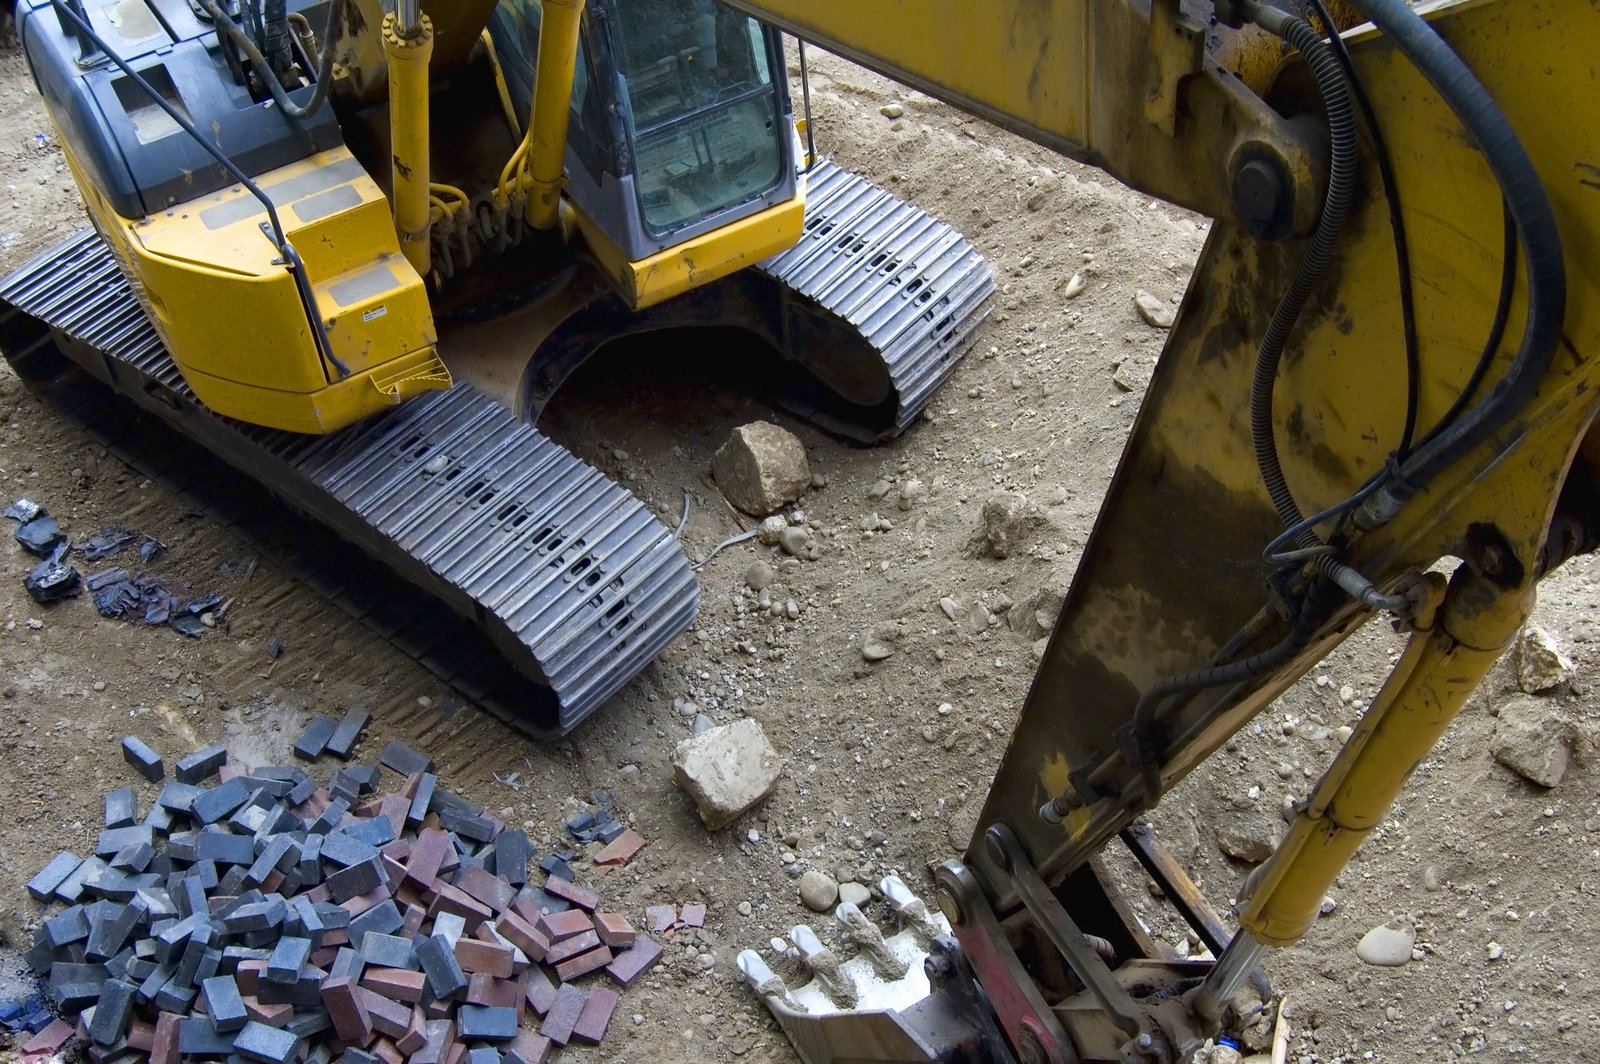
[0,231,698,739]
[757,160,994,437]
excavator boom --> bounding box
[719,1,1600,1061]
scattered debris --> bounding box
[89,568,225,638]
[672,718,784,830]
[21,737,657,1062]
[76,526,161,563]
[15,513,64,554]
[24,542,79,604]
[1515,625,1573,693]
[711,422,811,516]
[1491,694,1572,788]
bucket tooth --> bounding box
[790,924,859,1008]
[737,949,807,1013]
[836,901,909,979]
[881,875,949,944]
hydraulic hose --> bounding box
[261,0,293,74]
[1242,7,1404,610]
[203,0,342,121]
[1245,9,1357,543]
[1120,575,1340,805]
[1347,0,1565,528]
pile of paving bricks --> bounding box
[18,723,662,1064]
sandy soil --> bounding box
[0,21,1596,1064]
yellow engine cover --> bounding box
[74,145,449,434]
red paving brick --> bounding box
[592,829,646,867]
[571,985,620,1045]
[494,912,550,962]
[542,876,598,911]
[536,909,593,943]
[593,912,636,948]
[605,937,663,988]
[554,944,613,982]
[544,928,601,966]
[539,985,588,1045]
[361,968,428,1004]
[454,937,514,978]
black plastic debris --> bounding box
[267,635,285,660]
[139,538,163,563]
[76,526,137,561]
[16,513,64,555]
[2,498,41,522]
[87,567,224,638]
[24,542,79,604]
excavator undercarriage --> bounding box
[0,159,992,735]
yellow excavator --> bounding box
[693,1,1590,1062]
[3,0,1598,1059]
[0,0,993,736]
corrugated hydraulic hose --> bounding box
[1240,5,1405,610]
[1348,0,1566,528]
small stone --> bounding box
[672,718,784,830]
[1487,941,1504,961]
[1062,273,1086,299]
[1421,866,1441,892]
[938,597,959,621]
[879,103,904,119]
[837,882,870,908]
[1355,923,1414,967]
[1319,895,1337,916]
[1490,694,1571,788]
[1516,625,1573,692]
[897,479,925,511]
[778,526,809,557]
[757,516,787,546]
[745,562,776,591]
[713,422,811,516]
[866,480,891,502]
[798,871,838,913]
[861,642,894,663]
[1134,289,1175,329]
[736,901,752,917]
[692,713,713,735]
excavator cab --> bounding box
[488,0,802,307]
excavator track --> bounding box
[0,231,698,739]
[755,160,995,439]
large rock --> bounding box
[673,718,784,830]
[712,422,811,516]
[1355,922,1414,967]
[1214,808,1281,864]
[1491,694,1571,787]
[977,493,1049,559]
[1515,625,1573,693]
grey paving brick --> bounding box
[121,736,164,782]
[28,852,83,900]
[103,787,137,829]
[325,710,369,760]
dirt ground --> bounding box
[0,22,1596,1064]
